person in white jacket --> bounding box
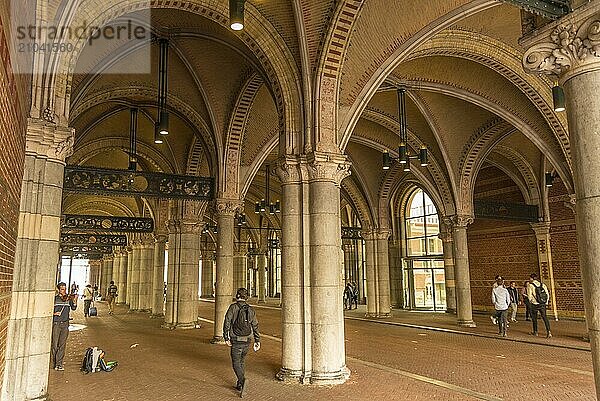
[492,276,511,337]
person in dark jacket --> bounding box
[521,280,531,321]
[507,281,520,322]
[52,282,77,371]
[223,288,260,398]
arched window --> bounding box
[402,188,446,311]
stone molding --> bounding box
[25,118,74,162]
[522,5,600,82]
[275,156,306,185]
[530,221,551,236]
[167,219,202,234]
[374,229,391,241]
[451,214,474,228]
[215,198,243,216]
[154,234,168,243]
[306,152,351,186]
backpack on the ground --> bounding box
[232,304,252,337]
[534,282,549,304]
[80,346,118,374]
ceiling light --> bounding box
[230,0,245,31]
[552,85,565,112]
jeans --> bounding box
[524,298,531,320]
[494,309,508,335]
[509,302,518,321]
[531,304,551,334]
[84,300,92,316]
[230,341,250,387]
[51,321,69,368]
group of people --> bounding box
[343,282,359,310]
[491,273,552,338]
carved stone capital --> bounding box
[522,5,600,82]
[154,234,168,244]
[530,221,551,237]
[374,229,391,241]
[306,152,351,186]
[180,220,203,234]
[215,198,243,216]
[564,193,577,214]
[275,156,305,184]
[26,118,75,163]
[452,214,474,228]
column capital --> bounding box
[215,198,243,216]
[451,214,474,228]
[438,230,453,243]
[306,152,351,186]
[26,118,75,163]
[275,155,306,184]
[530,221,551,236]
[374,228,391,241]
[154,233,168,243]
[522,4,600,83]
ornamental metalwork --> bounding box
[474,200,539,223]
[342,227,363,239]
[499,0,570,20]
[63,166,214,200]
[60,245,114,254]
[62,214,154,233]
[60,233,128,246]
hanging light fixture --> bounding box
[154,122,163,144]
[552,84,565,112]
[129,108,138,171]
[545,172,556,187]
[229,0,245,31]
[380,87,428,172]
[157,38,170,136]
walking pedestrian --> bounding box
[83,284,93,317]
[507,281,520,322]
[521,280,531,321]
[527,273,552,338]
[491,276,511,337]
[51,282,77,371]
[223,288,260,398]
[351,282,359,309]
[106,280,118,315]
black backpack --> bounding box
[232,304,252,337]
[81,347,94,374]
[80,347,118,374]
[534,282,549,304]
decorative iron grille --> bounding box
[63,166,214,200]
[60,245,114,254]
[342,227,363,239]
[62,214,154,233]
[499,0,570,20]
[60,233,128,246]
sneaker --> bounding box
[239,379,246,398]
[502,333,507,337]
[490,316,497,325]
[529,332,538,336]
[55,366,64,371]
[546,332,552,338]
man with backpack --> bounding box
[223,288,260,398]
[106,280,118,315]
[527,273,552,338]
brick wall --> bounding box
[0,5,29,386]
[466,167,584,318]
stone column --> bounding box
[1,121,73,401]
[164,220,201,329]
[440,221,457,313]
[138,239,154,312]
[89,260,101,289]
[275,157,309,382]
[112,252,122,291]
[531,222,559,320]
[306,152,350,384]
[233,247,248,292]
[452,215,476,327]
[363,230,377,316]
[375,229,391,316]
[200,255,214,298]
[125,246,133,306]
[101,256,114,299]
[117,250,128,304]
[211,199,239,342]
[152,234,167,316]
[256,252,268,303]
[523,6,600,395]
[388,240,403,308]
[129,242,142,310]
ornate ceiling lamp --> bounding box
[229,0,245,31]
[382,88,428,171]
[157,38,170,137]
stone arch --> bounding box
[222,74,265,196]
[69,137,176,173]
[340,166,376,229]
[358,108,455,215]
[240,136,279,199]
[406,29,571,172]
[337,0,498,150]
[490,145,541,206]
[38,0,303,153]
[313,0,365,150]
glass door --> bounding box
[403,259,446,311]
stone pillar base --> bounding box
[257,300,267,304]
[276,368,308,383]
[311,367,350,386]
[446,308,457,314]
[210,336,226,344]
[377,312,391,318]
[458,320,476,328]
[161,322,197,330]
[150,313,164,319]
[364,313,378,318]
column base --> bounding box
[311,366,350,385]
[258,299,266,304]
[445,308,457,314]
[458,319,476,328]
[161,322,197,330]
[377,312,391,318]
[150,313,164,319]
[210,336,226,344]
[276,368,309,384]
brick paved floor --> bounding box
[48,300,596,401]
